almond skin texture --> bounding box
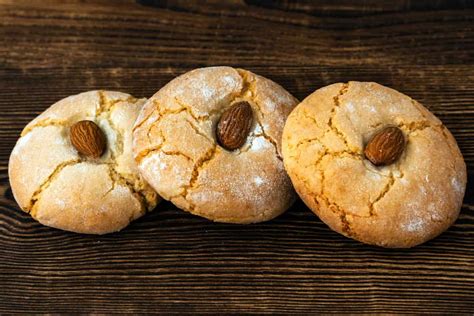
[216,101,253,150]
[364,126,405,166]
[70,120,106,158]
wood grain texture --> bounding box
[0,0,473,313]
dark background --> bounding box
[0,0,473,313]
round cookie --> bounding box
[133,66,298,223]
[9,91,160,234]
[282,82,466,248]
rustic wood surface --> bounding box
[0,0,473,313]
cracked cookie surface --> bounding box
[9,91,160,234]
[133,66,298,223]
[282,82,466,248]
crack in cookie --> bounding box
[97,91,155,211]
[327,83,351,149]
[137,113,208,165]
[27,159,81,217]
[101,91,154,210]
[170,145,219,211]
[173,97,224,121]
[301,148,354,236]
[98,91,124,158]
[316,186,354,237]
[254,116,282,161]
[21,119,69,137]
[97,91,138,116]
[142,99,215,146]
[409,99,435,123]
[184,118,215,144]
[133,107,158,133]
[302,109,323,129]
[20,91,138,139]
[438,125,461,172]
[398,120,436,134]
[369,172,395,216]
[235,69,253,101]
[236,69,283,159]
[106,164,148,215]
[135,145,165,164]
[293,84,356,156]
[236,134,273,155]
[135,145,194,165]
[292,168,358,237]
[317,152,356,236]
[184,146,219,200]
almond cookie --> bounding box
[9,91,159,234]
[133,66,297,223]
[282,82,466,248]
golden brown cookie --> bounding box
[133,66,298,223]
[9,91,159,234]
[282,82,466,248]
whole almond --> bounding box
[70,120,106,158]
[216,101,253,150]
[364,126,405,166]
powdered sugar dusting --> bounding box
[222,75,238,88]
[254,176,264,186]
[169,68,243,114]
[201,86,214,99]
[54,198,66,209]
[368,172,382,181]
[251,137,271,151]
[192,190,224,204]
[429,204,442,221]
[265,100,276,112]
[392,170,402,177]
[141,153,164,186]
[104,185,130,211]
[11,132,33,156]
[177,71,217,103]
[404,217,424,232]
[428,203,443,222]
[451,176,463,194]
[266,85,294,106]
[227,172,268,211]
[141,151,192,198]
[419,185,427,196]
[54,136,67,146]
[346,102,355,113]
[253,124,262,134]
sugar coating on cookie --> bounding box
[133,66,298,223]
[282,82,466,248]
[9,91,159,234]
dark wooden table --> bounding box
[1,0,473,313]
